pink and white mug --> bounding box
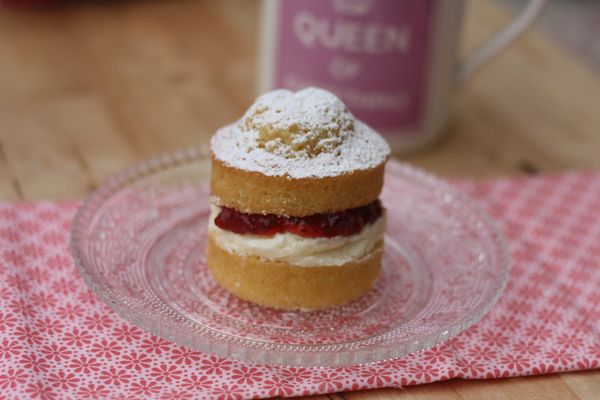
[258,0,546,151]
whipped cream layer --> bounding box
[208,205,385,267]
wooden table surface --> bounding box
[0,0,599,399]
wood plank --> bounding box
[64,1,206,157]
[0,102,92,199]
[0,8,88,106]
[560,371,600,400]
[36,94,138,186]
[344,382,462,400]
[63,0,247,160]
[0,6,93,200]
[449,375,580,400]
[0,143,22,201]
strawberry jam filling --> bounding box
[214,200,382,238]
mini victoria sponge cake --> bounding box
[207,88,390,309]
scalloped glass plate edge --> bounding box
[71,145,511,367]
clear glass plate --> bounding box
[71,146,510,367]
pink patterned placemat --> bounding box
[0,172,599,399]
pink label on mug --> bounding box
[274,0,434,132]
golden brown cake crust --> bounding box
[206,234,383,310]
[211,156,385,216]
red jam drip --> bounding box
[214,200,382,238]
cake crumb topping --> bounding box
[211,88,390,179]
[241,89,353,158]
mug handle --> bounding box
[457,0,547,84]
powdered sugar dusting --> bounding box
[211,88,390,179]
